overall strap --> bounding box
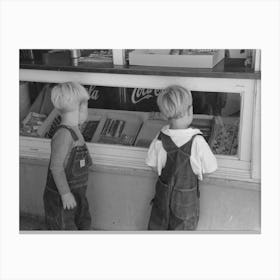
[179,133,203,153]
[157,132,178,153]
[54,125,79,141]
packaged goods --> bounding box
[209,117,239,155]
[20,112,47,137]
[135,139,152,148]
[129,49,225,68]
[191,116,214,143]
[100,119,125,138]
[98,113,142,146]
[81,120,100,142]
[98,118,128,145]
[135,119,167,148]
[44,115,62,138]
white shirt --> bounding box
[145,126,218,180]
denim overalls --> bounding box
[148,132,201,230]
[43,125,93,230]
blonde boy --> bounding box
[43,82,92,230]
[146,85,217,230]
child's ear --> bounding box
[188,105,193,116]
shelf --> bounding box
[20,58,261,80]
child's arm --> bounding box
[145,137,166,175]
[50,129,77,209]
[191,135,218,180]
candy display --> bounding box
[129,49,225,68]
[98,118,128,145]
[20,112,47,137]
[191,117,214,143]
[81,120,100,142]
[79,49,113,63]
[98,114,143,146]
[135,119,167,148]
[44,115,62,138]
[99,134,134,146]
[135,139,152,148]
[100,118,126,138]
[20,103,239,154]
[210,117,239,155]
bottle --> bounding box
[70,49,81,66]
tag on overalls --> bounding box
[80,159,85,167]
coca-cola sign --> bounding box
[88,85,100,100]
[85,85,121,109]
[131,88,164,104]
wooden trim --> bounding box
[254,50,261,71]
[112,49,126,65]
[251,80,261,180]
[20,69,257,90]
[238,83,254,161]
[20,60,261,80]
[20,136,254,183]
[20,156,260,191]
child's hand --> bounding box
[61,192,77,210]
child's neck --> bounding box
[170,115,192,129]
[61,110,79,127]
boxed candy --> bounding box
[20,112,47,137]
[129,49,225,68]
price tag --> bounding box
[80,159,85,168]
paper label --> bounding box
[80,159,85,168]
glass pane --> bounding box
[20,82,240,156]
[192,91,240,156]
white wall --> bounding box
[20,158,260,231]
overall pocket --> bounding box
[170,187,199,220]
[69,147,91,178]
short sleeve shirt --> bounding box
[145,126,218,180]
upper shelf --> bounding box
[20,58,261,80]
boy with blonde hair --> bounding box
[43,82,92,230]
[146,85,217,230]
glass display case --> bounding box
[19,69,259,182]
[20,83,241,157]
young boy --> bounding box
[43,82,92,230]
[146,85,217,230]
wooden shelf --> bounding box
[20,58,261,80]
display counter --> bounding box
[19,60,261,231]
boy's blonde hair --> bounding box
[157,85,192,119]
[51,82,89,112]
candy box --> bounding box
[209,116,239,155]
[129,49,225,68]
[21,112,47,137]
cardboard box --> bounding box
[228,49,249,58]
[129,49,225,68]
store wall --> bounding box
[20,159,260,231]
